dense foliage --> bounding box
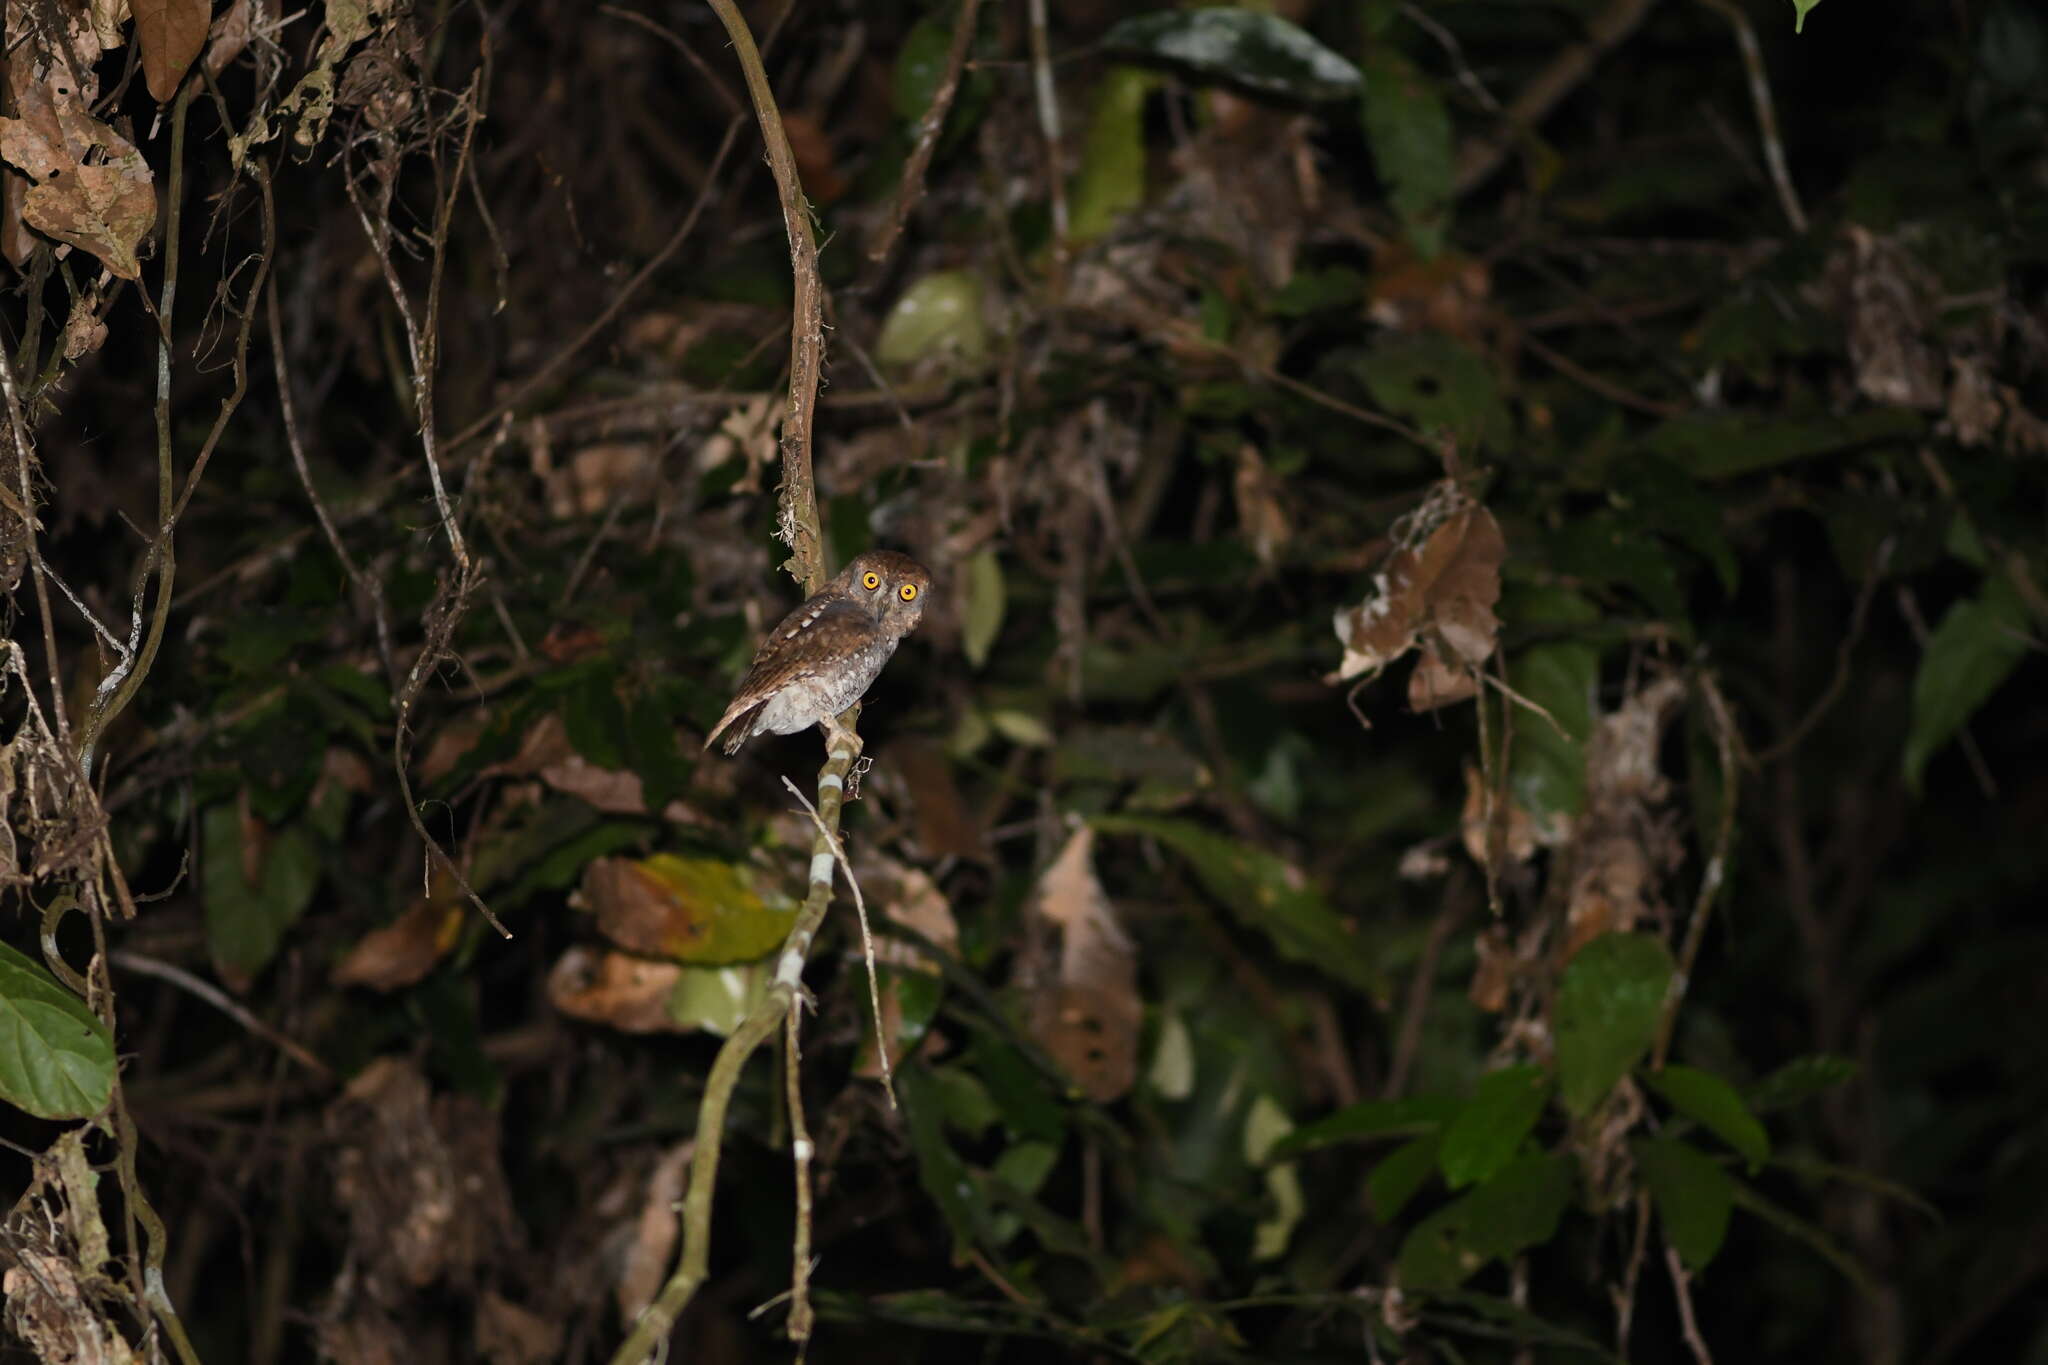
[1,0,2044,1362]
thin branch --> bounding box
[869,0,983,266]
[439,115,746,456]
[1666,1245,1715,1365]
[783,1008,816,1343]
[1693,0,1808,233]
[109,951,334,1081]
[609,718,868,1365]
[783,774,894,1107]
[1026,0,1069,255]
[1652,671,1740,1069]
[726,25,826,586]
[1455,0,1662,198]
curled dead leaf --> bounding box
[134,0,212,101]
[0,78,157,279]
[547,945,689,1033]
[1029,827,1142,1103]
[1329,484,1503,696]
[332,897,461,992]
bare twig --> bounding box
[1613,1192,1654,1355]
[1382,875,1475,1099]
[1026,0,1069,255]
[869,0,984,266]
[1455,0,1662,197]
[1693,0,1808,232]
[1401,2,1502,112]
[109,951,333,1081]
[782,774,894,1107]
[1755,538,1892,765]
[439,115,746,456]
[783,1008,817,1342]
[610,718,867,1365]
[1666,1245,1715,1365]
[1653,672,1740,1068]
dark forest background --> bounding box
[1,0,2044,1361]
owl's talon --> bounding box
[846,755,875,801]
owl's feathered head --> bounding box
[832,550,931,634]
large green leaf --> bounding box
[1271,1093,1457,1157]
[0,941,116,1120]
[1353,334,1510,451]
[1361,48,1452,256]
[1068,67,1154,244]
[1636,1137,1734,1270]
[203,802,322,985]
[1093,814,1383,995]
[1646,1065,1770,1166]
[1398,1153,1574,1290]
[1368,1133,1441,1223]
[1102,8,1363,102]
[1439,1064,1551,1189]
[1747,1053,1858,1113]
[1554,933,1673,1116]
[1644,409,1922,481]
[1903,573,2030,792]
[1505,587,1600,826]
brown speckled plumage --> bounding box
[703,550,931,754]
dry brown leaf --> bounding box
[1029,827,1141,1103]
[1367,244,1493,341]
[1408,640,1478,711]
[614,1143,692,1325]
[204,0,262,78]
[1825,225,1945,410]
[547,945,689,1033]
[332,898,461,991]
[1329,487,1504,691]
[890,738,987,862]
[475,1292,559,1365]
[1234,444,1291,570]
[1467,925,1514,1013]
[1459,762,1536,867]
[0,77,156,278]
[133,0,211,102]
[91,0,132,52]
[1560,676,1687,959]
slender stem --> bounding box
[609,720,865,1364]
[704,0,827,593]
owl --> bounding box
[703,550,932,755]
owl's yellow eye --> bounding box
[862,571,881,590]
[898,583,919,602]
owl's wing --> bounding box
[703,595,868,753]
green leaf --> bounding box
[1440,1065,1552,1189]
[1352,334,1510,451]
[0,940,116,1119]
[1554,932,1673,1116]
[562,668,629,770]
[666,963,768,1036]
[962,547,1006,669]
[1903,573,2030,792]
[1791,0,1821,32]
[1644,409,1922,481]
[1093,814,1383,996]
[1368,1133,1441,1222]
[1730,1176,1875,1294]
[1069,67,1154,244]
[901,1065,996,1253]
[875,269,990,370]
[1270,1094,1456,1157]
[1747,1053,1858,1113]
[1398,1154,1573,1290]
[1361,48,1452,256]
[1505,587,1599,826]
[1636,1137,1734,1270]
[625,855,799,965]
[203,803,322,985]
[1102,8,1363,102]
[1646,1065,1770,1166]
